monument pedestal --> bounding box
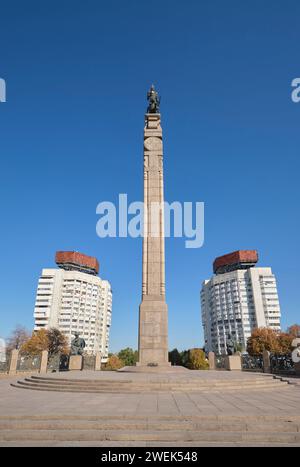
[40,350,48,374]
[69,355,83,371]
[8,349,19,375]
[263,349,271,373]
[95,352,102,371]
[208,352,216,370]
[225,355,242,371]
[138,298,169,367]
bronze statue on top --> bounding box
[70,332,86,356]
[226,333,237,356]
[147,84,161,113]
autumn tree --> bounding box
[187,348,209,370]
[287,324,300,338]
[21,329,49,355]
[105,354,124,370]
[47,328,68,356]
[277,332,293,354]
[21,328,68,356]
[117,348,138,366]
[247,328,293,355]
[6,325,31,352]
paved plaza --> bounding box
[0,370,300,446]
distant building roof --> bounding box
[213,250,258,275]
[55,251,99,275]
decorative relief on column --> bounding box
[144,137,162,152]
[159,165,165,297]
[142,164,148,297]
[158,155,163,171]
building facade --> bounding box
[201,250,281,354]
[34,252,112,361]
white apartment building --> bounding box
[201,251,281,354]
[34,252,112,361]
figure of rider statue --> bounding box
[147,84,161,114]
[70,332,86,356]
[226,333,236,356]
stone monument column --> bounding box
[137,86,170,367]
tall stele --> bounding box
[137,85,170,367]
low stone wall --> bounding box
[1,350,103,375]
[209,350,300,376]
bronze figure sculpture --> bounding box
[70,332,86,356]
[147,84,160,113]
[226,333,236,356]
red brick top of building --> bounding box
[55,251,99,275]
[213,250,258,274]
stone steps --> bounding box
[10,375,288,394]
[1,415,299,445]
[0,419,299,433]
[30,375,283,386]
[0,423,299,444]
[40,380,284,388]
[0,440,298,447]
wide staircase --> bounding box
[3,374,300,445]
[0,414,300,446]
[11,374,289,393]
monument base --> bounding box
[119,364,188,373]
[69,355,83,371]
[138,298,169,367]
[225,355,242,371]
[136,362,171,367]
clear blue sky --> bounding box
[0,1,299,352]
